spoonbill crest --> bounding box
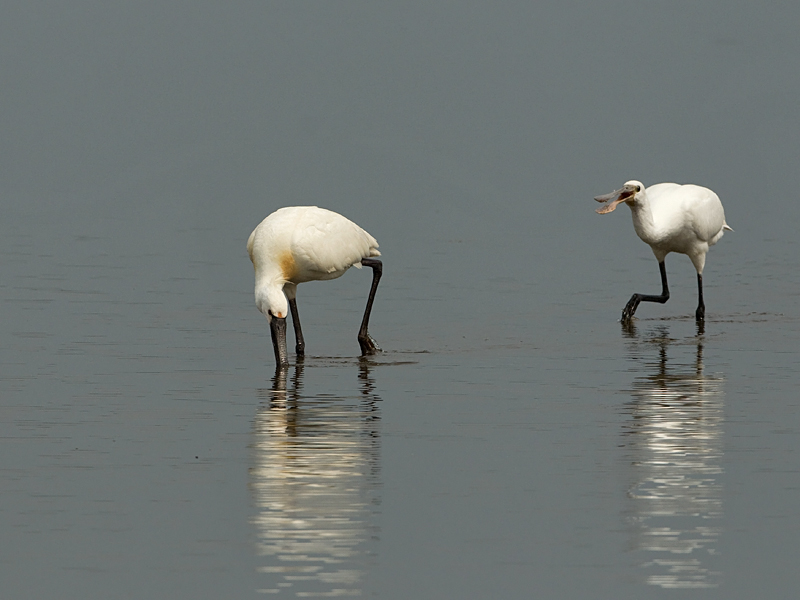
[594,180,732,323]
[248,206,382,367]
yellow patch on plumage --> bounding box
[279,251,298,281]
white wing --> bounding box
[288,207,380,280]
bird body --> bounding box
[595,180,731,322]
[625,183,730,272]
[248,206,382,367]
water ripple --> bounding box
[250,361,381,597]
[620,322,724,589]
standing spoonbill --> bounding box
[247,206,382,368]
[594,180,732,323]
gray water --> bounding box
[2,2,800,598]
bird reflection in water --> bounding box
[620,321,724,589]
[250,359,381,597]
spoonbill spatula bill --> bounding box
[594,180,732,323]
[248,206,382,367]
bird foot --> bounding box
[621,295,641,323]
[358,334,382,355]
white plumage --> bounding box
[595,180,732,322]
[248,206,382,367]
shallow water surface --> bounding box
[2,213,799,598]
[3,2,800,598]
[250,362,383,596]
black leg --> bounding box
[288,298,305,355]
[269,315,290,368]
[358,258,382,355]
[695,273,705,322]
[621,261,670,322]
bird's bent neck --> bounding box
[254,266,289,319]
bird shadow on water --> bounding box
[633,311,782,324]
[619,320,725,590]
[248,358,382,597]
[266,351,423,370]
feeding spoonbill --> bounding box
[247,206,382,367]
[594,180,732,323]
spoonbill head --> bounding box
[248,206,382,368]
[594,180,732,322]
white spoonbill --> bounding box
[247,206,382,368]
[594,180,732,323]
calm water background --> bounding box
[2,2,799,598]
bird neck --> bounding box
[629,195,658,243]
[254,268,289,319]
